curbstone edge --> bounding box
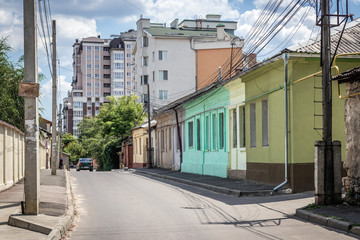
[45,170,75,240]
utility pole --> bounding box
[321,0,333,205]
[58,103,62,169]
[146,84,152,168]
[23,0,39,214]
[51,20,57,175]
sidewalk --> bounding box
[134,168,278,197]
[134,167,360,237]
[0,169,74,240]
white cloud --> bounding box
[55,15,98,41]
[40,75,71,104]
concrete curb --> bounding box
[133,169,276,197]
[46,170,75,240]
[8,212,52,235]
[295,208,358,236]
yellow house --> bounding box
[132,120,156,168]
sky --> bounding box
[1,0,360,121]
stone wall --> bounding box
[343,80,360,204]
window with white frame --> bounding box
[126,44,131,49]
[73,111,83,117]
[87,102,92,106]
[87,55,91,60]
[126,82,131,86]
[126,53,131,58]
[74,120,81,127]
[159,50,167,61]
[141,75,148,85]
[95,92,99,96]
[159,90,168,100]
[141,56,148,66]
[114,72,124,79]
[95,55,99,60]
[114,82,123,88]
[159,70,168,80]
[95,73,99,78]
[127,72,131,77]
[87,110,92,116]
[73,101,82,108]
[95,101,100,107]
[95,64,99,69]
[114,63,123,70]
[87,83,91,87]
[87,73,91,78]
[95,46,99,51]
[95,110,100,115]
[142,36,148,47]
[114,53,124,60]
[95,83,100,88]
[87,92,91,96]
[114,91,124,96]
[87,46,91,50]
[87,64,91,69]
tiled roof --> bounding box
[285,18,360,54]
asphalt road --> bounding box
[66,170,357,240]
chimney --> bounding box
[97,35,101,38]
[216,23,225,41]
[170,18,179,29]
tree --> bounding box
[77,95,145,170]
[63,140,87,163]
[62,132,77,148]
[0,37,24,131]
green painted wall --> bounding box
[242,55,360,167]
[182,86,230,178]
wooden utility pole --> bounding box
[23,0,40,214]
[51,20,57,175]
[146,84,152,168]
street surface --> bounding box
[66,170,357,240]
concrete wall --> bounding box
[0,120,25,192]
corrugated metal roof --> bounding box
[285,18,360,54]
[146,27,217,37]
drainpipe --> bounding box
[273,53,289,192]
[174,108,183,171]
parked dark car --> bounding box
[76,158,93,171]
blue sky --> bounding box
[0,0,359,121]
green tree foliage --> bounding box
[0,37,24,131]
[0,37,46,132]
[62,132,77,148]
[78,95,144,170]
[64,140,87,163]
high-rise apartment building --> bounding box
[63,32,136,138]
[134,14,243,111]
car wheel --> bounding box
[76,169,80,172]
[90,169,93,172]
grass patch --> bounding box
[305,203,322,211]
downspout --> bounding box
[273,53,289,192]
[174,108,183,171]
[189,37,198,90]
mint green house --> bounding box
[182,85,230,178]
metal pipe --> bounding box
[274,53,289,192]
[174,108,183,171]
